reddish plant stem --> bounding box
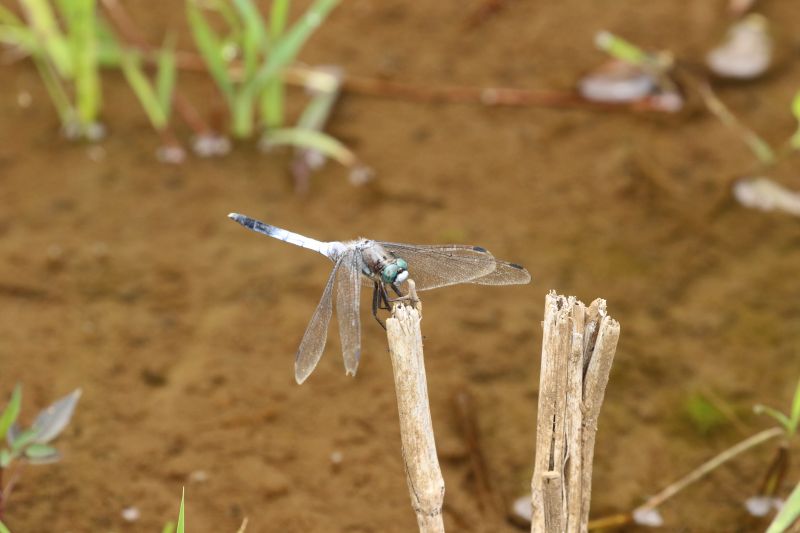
[100,0,212,138]
[164,48,674,113]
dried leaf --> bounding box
[31,388,81,444]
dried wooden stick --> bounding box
[386,280,445,533]
[530,291,620,533]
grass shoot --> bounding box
[5,0,104,139]
[187,0,339,139]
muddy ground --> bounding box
[2,1,800,531]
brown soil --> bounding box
[2,1,800,532]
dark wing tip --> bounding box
[472,246,489,253]
[509,263,525,270]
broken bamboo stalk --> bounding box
[530,291,621,533]
[386,280,445,533]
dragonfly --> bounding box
[228,213,531,384]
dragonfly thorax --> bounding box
[356,240,409,285]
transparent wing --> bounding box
[335,251,362,377]
[375,242,530,290]
[295,259,342,384]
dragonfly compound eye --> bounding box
[381,264,400,283]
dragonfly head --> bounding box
[381,258,409,284]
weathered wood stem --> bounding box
[530,291,621,533]
[386,280,445,533]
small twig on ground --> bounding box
[633,427,784,518]
[452,388,506,521]
[530,292,621,533]
[165,50,675,113]
[689,76,775,167]
[386,280,445,533]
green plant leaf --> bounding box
[156,34,178,118]
[187,0,235,103]
[10,427,39,454]
[0,24,38,51]
[233,0,268,79]
[24,443,60,464]
[31,388,81,444]
[792,90,800,123]
[766,478,800,533]
[177,488,185,533]
[245,0,339,99]
[19,0,72,75]
[59,0,101,126]
[0,449,12,468]
[263,128,355,166]
[754,404,792,434]
[260,0,290,128]
[789,378,800,435]
[790,90,800,150]
[595,30,649,66]
[0,385,22,439]
[270,0,290,38]
[0,5,23,25]
[0,518,11,533]
[120,51,168,130]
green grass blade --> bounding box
[595,30,649,66]
[187,0,235,103]
[161,522,175,533]
[0,5,23,25]
[20,0,72,74]
[119,52,168,130]
[789,378,800,435]
[233,0,268,80]
[60,0,101,126]
[0,24,39,53]
[0,385,22,439]
[260,0,290,128]
[270,0,290,38]
[754,404,792,434]
[32,54,76,127]
[177,488,185,533]
[297,84,338,131]
[245,0,339,98]
[156,34,177,118]
[790,90,800,150]
[95,19,123,66]
[766,479,800,533]
[0,518,11,533]
[264,128,355,166]
[232,91,255,138]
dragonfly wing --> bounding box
[374,242,506,290]
[468,259,531,285]
[336,250,362,377]
[295,259,342,384]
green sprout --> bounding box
[754,378,800,438]
[594,31,651,67]
[0,385,81,524]
[766,479,800,533]
[162,488,185,533]
[119,36,176,133]
[187,0,339,139]
[789,90,800,150]
[3,0,105,139]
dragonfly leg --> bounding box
[386,282,415,303]
[371,282,387,330]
